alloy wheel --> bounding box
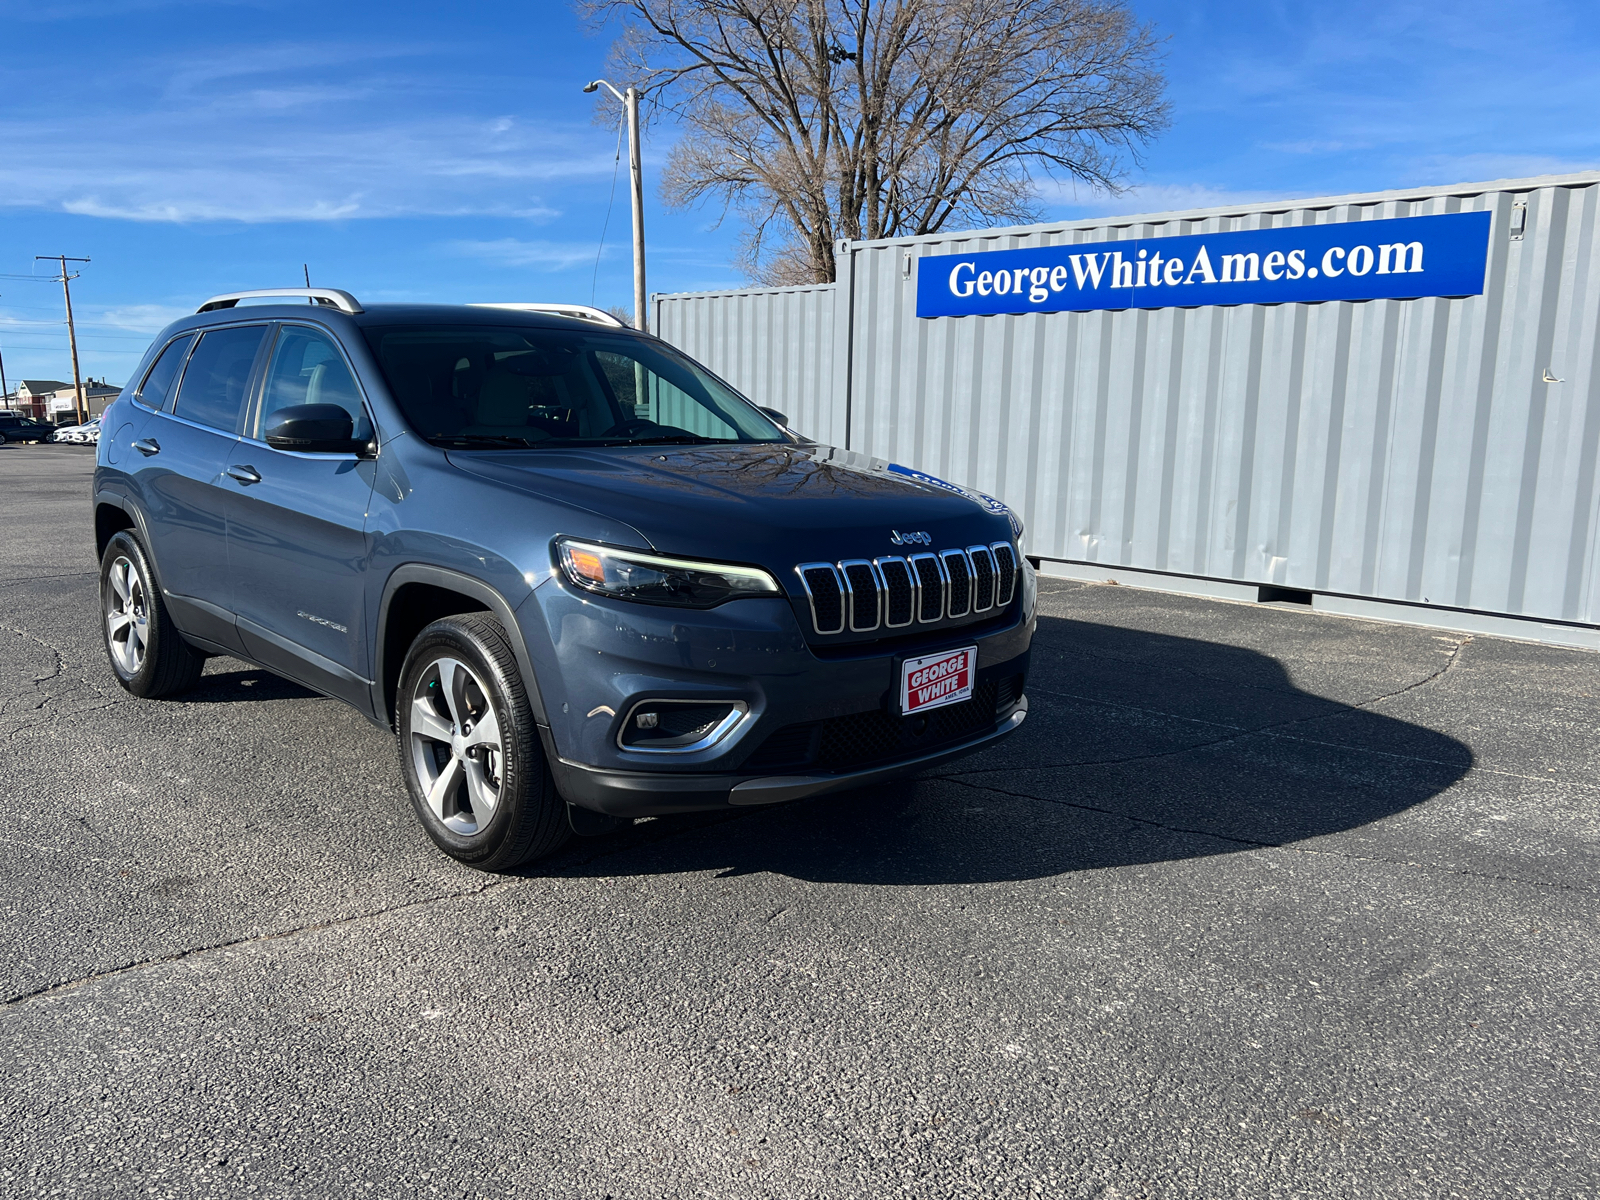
[105,555,149,676]
[408,656,504,836]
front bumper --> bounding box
[546,695,1026,816]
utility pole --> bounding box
[36,256,90,424]
[0,294,9,410]
[583,78,647,332]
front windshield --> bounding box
[361,323,785,448]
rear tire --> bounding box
[99,531,206,698]
[396,613,570,870]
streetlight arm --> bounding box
[583,78,627,104]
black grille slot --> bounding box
[879,559,914,626]
[745,681,1002,773]
[994,673,1024,715]
[842,562,880,630]
[741,722,819,770]
[943,552,972,617]
[912,555,944,621]
[969,548,996,611]
[993,543,1018,605]
[817,708,903,767]
[801,566,843,633]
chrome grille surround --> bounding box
[794,563,846,634]
[874,556,917,628]
[966,544,998,612]
[909,552,944,623]
[795,543,1020,635]
[990,541,1018,607]
[838,559,883,631]
[940,549,973,618]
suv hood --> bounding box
[445,442,1019,568]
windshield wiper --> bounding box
[429,434,547,448]
[625,434,734,445]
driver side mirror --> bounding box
[759,406,790,428]
[264,404,370,455]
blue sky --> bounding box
[1,0,1597,386]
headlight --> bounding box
[555,538,781,608]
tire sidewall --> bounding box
[396,620,540,864]
[99,531,162,695]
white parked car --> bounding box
[52,417,102,445]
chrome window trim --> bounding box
[236,433,362,461]
[794,562,845,635]
[966,544,998,612]
[940,549,973,617]
[873,555,917,628]
[170,320,274,430]
[616,698,750,754]
[837,558,883,632]
[990,541,1019,606]
[131,333,198,414]
[147,407,244,441]
[907,552,946,623]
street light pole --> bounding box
[36,255,90,424]
[584,78,647,333]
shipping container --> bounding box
[654,172,1600,646]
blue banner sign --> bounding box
[916,210,1491,318]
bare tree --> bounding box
[579,0,1169,284]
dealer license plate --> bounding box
[900,646,978,715]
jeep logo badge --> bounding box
[890,530,932,546]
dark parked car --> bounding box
[92,288,1034,868]
[0,414,58,443]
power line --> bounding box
[592,107,627,307]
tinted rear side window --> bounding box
[135,334,195,411]
[174,325,268,432]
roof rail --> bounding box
[197,288,364,315]
[469,303,627,328]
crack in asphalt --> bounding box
[0,570,98,590]
[0,623,116,738]
[0,806,748,1010]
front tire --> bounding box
[396,614,569,870]
[99,531,205,697]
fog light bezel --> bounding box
[616,698,750,754]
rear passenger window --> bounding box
[173,325,268,432]
[134,334,195,412]
[257,325,372,441]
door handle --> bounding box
[226,464,262,485]
[132,438,160,457]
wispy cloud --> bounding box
[94,304,195,334]
[0,41,621,223]
[446,239,611,271]
[1402,153,1600,187]
[1041,179,1289,221]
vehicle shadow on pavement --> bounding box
[172,664,320,704]
[540,614,1473,886]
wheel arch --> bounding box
[93,494,140,563]
[376,566,548,731]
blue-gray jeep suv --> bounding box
[93,288,1034,869]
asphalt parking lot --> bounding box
[2,442,1596,1199]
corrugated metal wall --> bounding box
[653,283,844,447]
[653,172,1600,629]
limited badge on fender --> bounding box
[900,645,977,715]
